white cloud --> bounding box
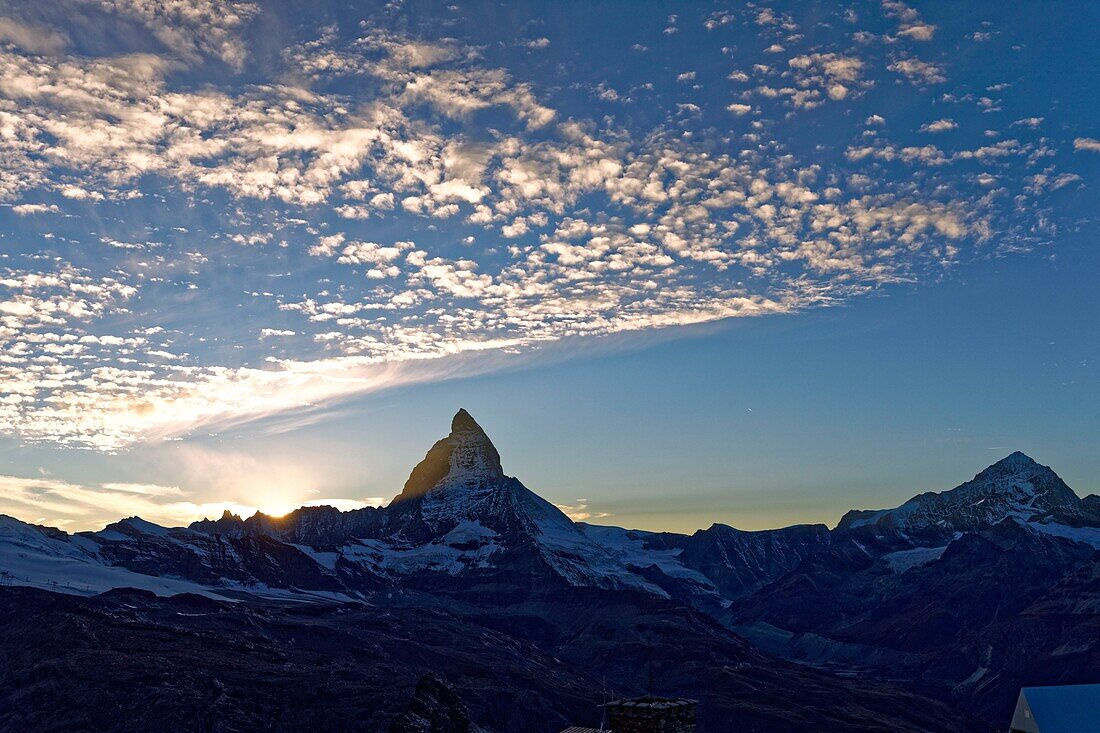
[741,53,870,110]
[1073,137,1100,152]
[0,28,558,207]
[882,1,936,41]
[0,473,178,529]
[897,23,936,41]
[920,118,957,133]
[0,466,386,531]
[10,203,59,215]
[555,499,611,522]
[889,57,946,85]
[1027,172,1082,194]
[0,17,70,54]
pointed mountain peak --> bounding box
[839,451,1084,535]
[189,509,247,537]
[989,451,1039,471]
[974,451,1054,485]
[105,516,171,537]
[396,409,504,503]
[968,451,1079,508]
[451,408,483,434]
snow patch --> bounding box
[579,524,717,590]
[117,517,174,536]
[338,521,505,576]
[955,666,988,690]
[882,545,948,573]
[292,544,340,570]
[1030,521,1100,549]
[0,533,232,599]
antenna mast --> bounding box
[647,635,654,695]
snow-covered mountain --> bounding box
[190,409,667,593]
[3,414,1097,608]
[376,408,659,589]
[577,521,832,603]
[725,452,1100,726]
[836,451,1100,547]
[0,512,357,601]
[0,410,693,600]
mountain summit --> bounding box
[986,450,1039,471]
[970,451,1073,501]
[355,409,654,590]
[837,451,1094,538]
[396,409,504,504]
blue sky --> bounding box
[0,0,1096,531]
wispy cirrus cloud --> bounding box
[555,499,611,522]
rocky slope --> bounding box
[0,582,979,733]
[0,586,595,733]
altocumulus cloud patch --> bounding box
[0,0,1093,449]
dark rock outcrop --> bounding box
[388,674,476,733]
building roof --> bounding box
[1011,684,1100,733]
[604,695,697,710]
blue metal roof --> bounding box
[1021,684,1100,733]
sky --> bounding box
[0,0,1096,533]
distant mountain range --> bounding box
[2,410,1097,732]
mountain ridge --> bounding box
[2,409,1096,732]
[4,412,1096,604]
[186,417,1091,546]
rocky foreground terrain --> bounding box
[1,410,1097,731]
